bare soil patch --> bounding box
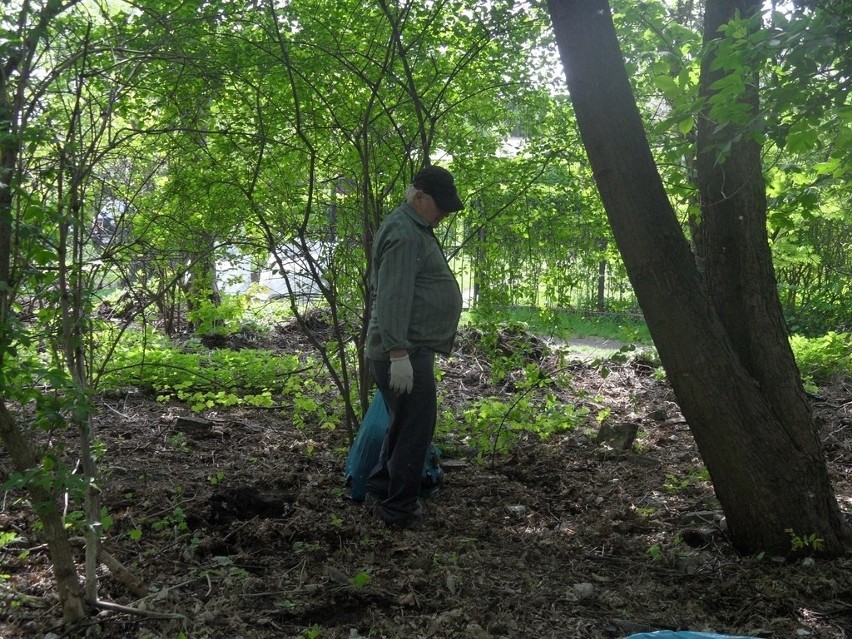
[1,326,851,638]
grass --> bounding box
[462,306,653,344]
[462,307,851,386]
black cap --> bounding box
[413,166,464,212]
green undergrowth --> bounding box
[89,313,848,449]
[436,390,591,460]
[96,325,325,413]
[465,306,652,344]
[467,309,848,387]
[436,322,598,457]
[790,331,852,387]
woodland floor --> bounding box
[1,322,851,639]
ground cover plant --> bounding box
[1,318,850,638]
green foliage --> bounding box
[663,467,711,494]
[751,6,851,333]
[646,533,685,564]
[440,391,589,457]
[466,319,547,384]
[187,295,250,337]
[647,545,663,561]
[611,1,851,335]
[458,157,626,313]
[474,308,651,344]
[442,317,663,458]
[204,555,251,583]
[298,627,322,639]
[0,531,22,550]
[1,4,851,620]
[790,332,852,384]
[167,432,189,451]
[152,507,189,536]
[785,528,825,554]
[96,326,318,411]
[2,456,87,512]
[349,571,372,588]
[60,507,114,535]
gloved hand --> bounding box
[389,354,414,394]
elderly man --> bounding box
[364,165,464,528]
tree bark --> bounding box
[695,0,848,553]
[0,404,87,622]
[547,0,849,555]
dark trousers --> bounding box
[366,349,436,523]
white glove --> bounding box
[389,354,414,394]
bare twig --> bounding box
[89,598,184,620]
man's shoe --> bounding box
[383,500,424,530]
[363,492,382,513]
[385,513,423,530]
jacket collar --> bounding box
[400,201,431,228]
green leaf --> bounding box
[350,571,372,587]
[813,157,842,176]
[677,118,694,135]
[653,74,679,95]
[784,123,819,153]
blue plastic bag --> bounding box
[344,392,389,501]
[626,632,755,639]
[344,391,443,501]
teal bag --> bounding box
[626,632,755,639]
[344,391,443,501]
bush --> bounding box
[790,331,852,385]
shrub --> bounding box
[790,331,852,385]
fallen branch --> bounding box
[89,597,185,620]
[69,537,147,598]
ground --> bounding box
[1,325,851,639]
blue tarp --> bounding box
[626,632,755,639]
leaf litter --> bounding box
[1,325,850,638]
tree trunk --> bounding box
[695,0,848,553]
[183,243,222,331]
[0,404,87,622]
[547,0,850,556]
[0,83,16,365]
[0,0,89,623]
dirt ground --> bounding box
[1,325,851,639]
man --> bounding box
[364,165,464,528]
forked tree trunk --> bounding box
[547,0,849,556]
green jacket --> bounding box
[366,202,463,360]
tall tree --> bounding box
[0,0,88,623]
[546,0,850,555]
[762,2,852,333]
